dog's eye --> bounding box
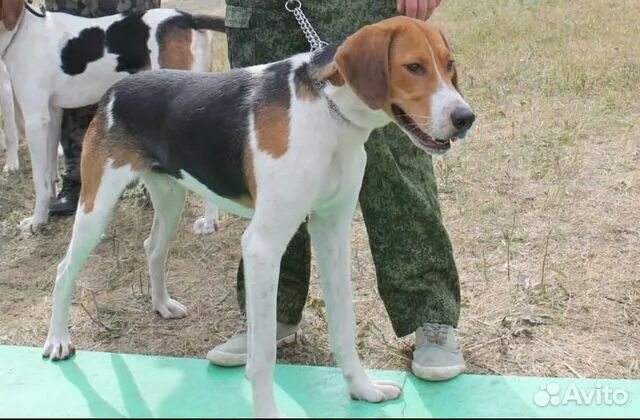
[447,60,455,72]
[405,63,425,75]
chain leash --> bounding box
[285,0,328,52]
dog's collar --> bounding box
[25,0,46,18]
[311,78,353,126]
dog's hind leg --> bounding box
[140,172,188,319]
[43,159,137,361]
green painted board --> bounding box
[0,345,638,418]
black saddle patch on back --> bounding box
[105,12,151,73]
[60,27,106,76]
[110,69,256,199]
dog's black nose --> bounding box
[451,107,475,132]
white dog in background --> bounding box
[0,0,223,232]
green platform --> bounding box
[0,345,638,418]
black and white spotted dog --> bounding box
[0,0,223,232]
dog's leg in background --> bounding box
[140,173,188,319]
[242,202,308,417]
[19,107,55,231]
[192,200,220,234]
[307,150,403,404]
[0,60,20,173]
[46,107,63,194]
[44,163,137,360]
[190,31,221,235]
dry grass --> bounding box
[0,0,638,379]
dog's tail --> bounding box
[192,15,226,33]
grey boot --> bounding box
[207,321,299,367]
[412,323,466,381]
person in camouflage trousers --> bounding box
[46,0,161,215]
[207,0,465,381]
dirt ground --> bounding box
[0,0,638,380]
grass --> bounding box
[0,0,638,379]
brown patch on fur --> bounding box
[255,104,290,158]
[80,113,146,213]
[79,116,107,214]
[159,27,194,70]
[0,0,24,31]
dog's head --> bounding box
[323,16,475,154]
[0,0,24,32]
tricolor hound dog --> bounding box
[0,0,222,232]
[42,16,475,417]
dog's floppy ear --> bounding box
[334,24,395,110]
[1,0,24,31]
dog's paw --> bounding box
[20,211,49,233]
[192,217,219,235]
[19,215,47,233]
[19,216,39,233]
[153,298,187,319]
[349,378,403,403]
[42,336,75,361]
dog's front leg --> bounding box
[242,209,305,418]
[308,211,403,403]
[19,109,54,231]
[308,148,402,404]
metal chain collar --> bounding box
[285,0,328,52]
[284,0,352,125]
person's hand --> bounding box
[397,0,443,20]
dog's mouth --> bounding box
[391,104,453,152]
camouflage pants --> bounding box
[227,0,461,337]
[45,0,161,182]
